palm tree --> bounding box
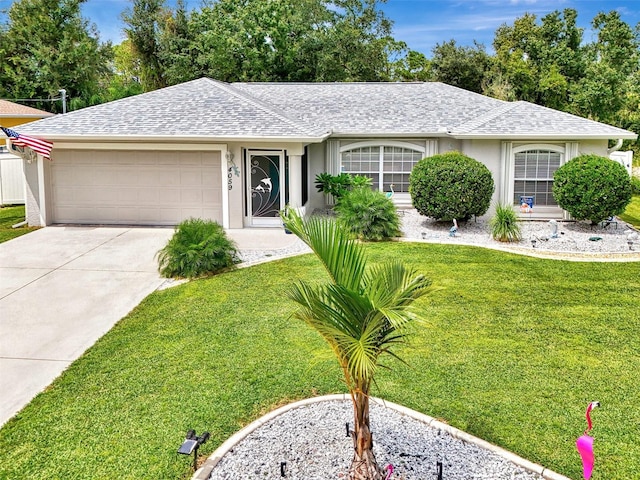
[282,209,432,480]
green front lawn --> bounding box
[0,244,638,479]
[619,194,640,228]
[0,205,38,243]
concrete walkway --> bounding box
[0,225,300,427]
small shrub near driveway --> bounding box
[490,203,522,242]
[553,154,632,224]
[157,218,239,278]
[334,187,400,240]
[409,151,494,221]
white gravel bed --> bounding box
[237,239,311,265]
[208,400,546,480]
[399,209,638,256]
[234,209,639,266]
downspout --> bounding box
[607,139,624,154]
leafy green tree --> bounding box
[570,11,640,124]
[430,40,490,93]
[188,0,401,82]
[491,9,584,109]
[390,49,431,81]
[282,209,431,480]
[0,0,111,112]
[157,0,194,85]
[312,0,406,82]
[122,0,167,90]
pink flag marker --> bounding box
[576,401,600,480]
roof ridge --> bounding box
[453,100,515,133]
[210,79,328,136]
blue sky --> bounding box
[1,0,639,55]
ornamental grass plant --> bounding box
[490,203,522,242]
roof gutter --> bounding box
[449,133,638,140]
[17,133,331,144]
[607,138,624,154]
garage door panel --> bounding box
[117,188,141,204]
[202,170,220,186]
[202,187,221,203]
[51,150,222,225]
[177,152,205,166]
[136,188,160,205]
[56,206,95,222]
[116,169,141,185]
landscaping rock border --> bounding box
[195,395,570,480]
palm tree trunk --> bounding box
[349,391,384,480]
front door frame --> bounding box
[245,149,285,226]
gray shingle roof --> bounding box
[17,78,328,139]
[16,78,637,141]
[453,101,635,139]
[233,82,505,135]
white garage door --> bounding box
[51,149,222,225]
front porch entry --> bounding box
[246,150,285,226]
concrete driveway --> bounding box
[0,226,174,426]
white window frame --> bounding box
[512,146,564,207]
[502,142,579,218]
[339,141,426,198]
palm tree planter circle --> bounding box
[281,210,432,480]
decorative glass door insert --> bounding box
[248,151,284,225]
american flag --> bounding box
[1,126,53,159]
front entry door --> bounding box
[247,151,284,226]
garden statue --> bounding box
[449,219,458,237]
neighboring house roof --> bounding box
[0,100,54,118]
[16,78,637,141]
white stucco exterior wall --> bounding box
[461,139,502,215]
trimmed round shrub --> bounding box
[335,187,400,241]
[552,155,632,223]
[409,152,494,221]
[157,218,239,278]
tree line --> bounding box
[0,0,638,149]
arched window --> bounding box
[340,143,424,193]
[513,148,562,206]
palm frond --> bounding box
[283,209,433,395]
[282,209,366,291]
